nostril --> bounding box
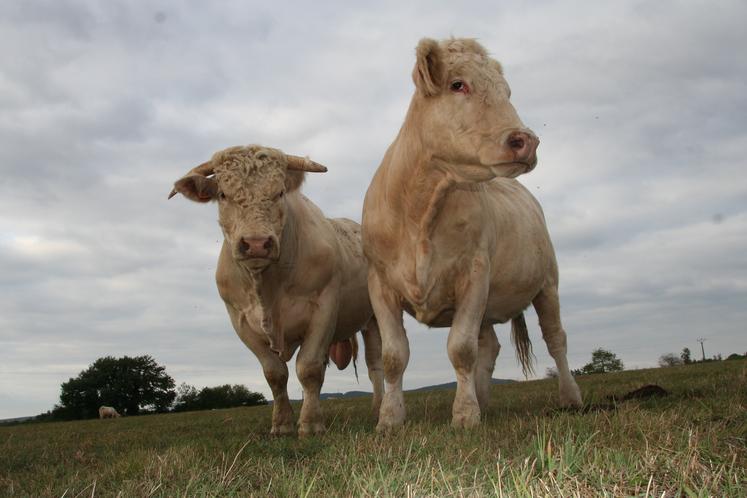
[238,238,250,254]
[508,135,526,150]
[263,238,273,250]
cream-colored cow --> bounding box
[171,145,383,436]
[98,406,120,419]
[362,38,582,432]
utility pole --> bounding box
[697,338,706,361]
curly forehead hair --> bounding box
[208,145,306,201]
[211,145,286,180]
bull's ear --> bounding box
[413,38,444,96]
[284,170,306,193]
[172,174,218,203]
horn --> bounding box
[168,160,215,199]
[285,154,328,173]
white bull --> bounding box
[171,145,383,436]
[361,38,582,431]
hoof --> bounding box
[298,421,326,438]
[559,383,583,408]
[452,394,481,429]
[375,418,404,434]
[451,409,481,429]
[270,423,295,436]
[376,392,405,433]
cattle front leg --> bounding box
[242,333,294,436]
[532,286,582,407]
[226,305,295,435]
[369,270,409,433]
[295,283,339,437]
[475,325,500,413]
[361,318,384,419]
[295,351,327,437]
[262,356,295,436]
[448,257,490,429]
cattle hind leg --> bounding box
[475,325,500,413]
[361,318,384,419]
[532,286,582,407]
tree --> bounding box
[573,348,624,375]
[172,384,266,412]
[545,367,559,378]
[681,348,692,364]
[52,355,176,420]
[658,353,683,367]
[173,382,200,410]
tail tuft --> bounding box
[511,313,535,377]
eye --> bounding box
[218,191,226,200]
[450,80,469,94]
[273,190,285,201]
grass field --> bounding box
[2,361,745,497]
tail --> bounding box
[351,334,359,383]
[511,313,535,377]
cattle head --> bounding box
[170,145,327,271]
[410,38,539,182]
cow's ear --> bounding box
[413,38,444,97]
[284,170,306,193]
[173,174,218,203]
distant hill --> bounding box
[318,378,515,400]
[319,391,371,400]
[0,416,34,425]
[407,378,515,393]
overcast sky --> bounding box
[1,1,746,419]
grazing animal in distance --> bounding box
[361,37,582,432]
[170,145,383,436]
[98,406,120,419]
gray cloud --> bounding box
[2,1,746,418]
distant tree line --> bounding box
[172,383,266,412]
[36,355,265,422]
[545,344,745,379]
[658,347,745,367]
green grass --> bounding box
[2,361,746,496]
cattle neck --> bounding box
[234,201,300,359]
[385,120,454,230]
[384,111,459,302]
